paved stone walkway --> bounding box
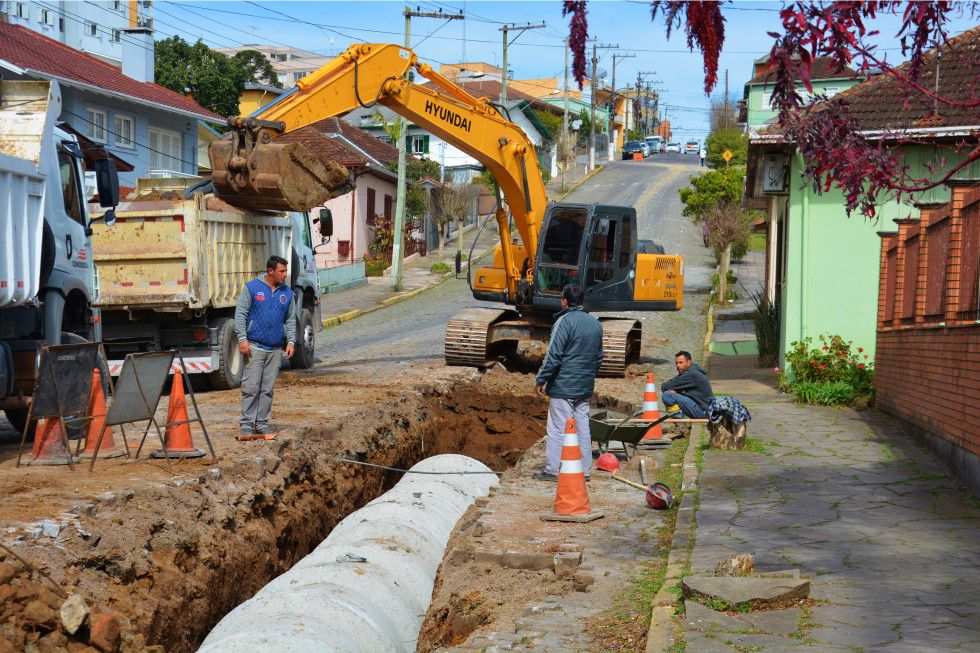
[685,398,980,651]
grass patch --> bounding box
[429,261,452,275]
[586,436,688,651]
[748,232,767,251]
[743,438,777,456]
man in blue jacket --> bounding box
[235,255,296,437]
[533,285,604,481]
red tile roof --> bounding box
[274,118,398,171]
[422,79,560,113]
[748,56,858,85]
[828,26,980,131]
[0,22,221,120]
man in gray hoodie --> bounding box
[533,285,604,481]
[661,351,713,419]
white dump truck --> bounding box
[92,178,328,390]
[0,80,120,433]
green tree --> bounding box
[385,156,440,219]
[232,50,283,88]
[678,167,745,221]
[705,128,748,169]
[155,37,282,117]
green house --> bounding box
[744,31,980,369]
[742,56,861,133]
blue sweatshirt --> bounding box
[535,306,604,400]
[234,277,297,351]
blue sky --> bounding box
[155,1,979,140]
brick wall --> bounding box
[875,181,980,490]
[876,326,980,457]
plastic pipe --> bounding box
[198,454,497,653]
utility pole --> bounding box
[588,43,617,171]
[499,22,546,103]
[562,37,570,190]
[724,68,729,129]
[634,71,656,138]
[391,6,462,290]
[610,51,634,160]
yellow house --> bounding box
[238,82,287,116]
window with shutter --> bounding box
[384,195,393,220]
[114,115,135,148]
[366,188,376,224]
[86,108,107,143]
[148,127,182,173]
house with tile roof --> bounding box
[0,19,221,186]
[744,27,980,369]
[277,118,400,284]
[742,55,861,133]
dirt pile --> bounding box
[0,381,546,652]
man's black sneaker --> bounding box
[532,471,558,482]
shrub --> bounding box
[705,128,748,169]
[430,261,452,275]
[784,335,875,405]
[364,256,386,277]
[791,381,857,406]
[678,167,745,221]
[752,290,780,369]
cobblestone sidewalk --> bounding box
[684,395,980,651]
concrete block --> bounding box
[500,551,554,571]
[552,551,583,579]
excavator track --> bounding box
[598,318,641,378]
[445,307,515,368]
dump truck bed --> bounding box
[93,188,292,312]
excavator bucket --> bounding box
[209,131,351,212]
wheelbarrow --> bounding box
[589,409,673,460]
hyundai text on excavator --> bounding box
[209,44,683,377]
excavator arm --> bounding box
[210,43,548,302]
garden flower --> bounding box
[819,365,826,370]
[858,363,865,369]
[822,346,829,351]
[773,367,780,372]
[858,347,864,353]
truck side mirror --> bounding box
[94,158,119,208]
[318,207,333,239]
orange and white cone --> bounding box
[151,369,204,459]
[26,418,72,466]
[78,369,125,459]
[541,418,604,523]
[641,373,664,440]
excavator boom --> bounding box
[210,43,546,298]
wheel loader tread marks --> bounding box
[444,308,509,367]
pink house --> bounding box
[277,118,398,274]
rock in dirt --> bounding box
[682,575,809,607]
[60,594,90,634]
[714,553,754,577]
[23,599,59,629]
[88,612,121,653]
[0,562,16,585]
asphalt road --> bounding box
[313,154,714,376]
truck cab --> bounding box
[0,80,119,432]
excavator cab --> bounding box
[532,203,638,312]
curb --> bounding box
[644,303,717,653]
[556,164,605,201]
[319,250,491,330]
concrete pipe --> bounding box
[198,454,497,653]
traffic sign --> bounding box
[722,149,734,162]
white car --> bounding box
[665,142,681,153]
[685,141,700,154]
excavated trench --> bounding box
[0,381,548,653]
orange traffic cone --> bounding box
[641,372,664,440]
[26,418,72,466]
[78,370,125,460]
[540,418,604,523]
[151,369,204,459]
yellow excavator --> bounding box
[209,43,683,376]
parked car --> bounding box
[645,136,662,155]
[685,141,700,154]
[622,140,646,159]
[665,142,681,153]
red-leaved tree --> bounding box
[566,1,980,218]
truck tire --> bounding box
[4,408,31,440]
[292,308,316,370]
[209,318,244,390]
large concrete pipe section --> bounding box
[198,454,497,653]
